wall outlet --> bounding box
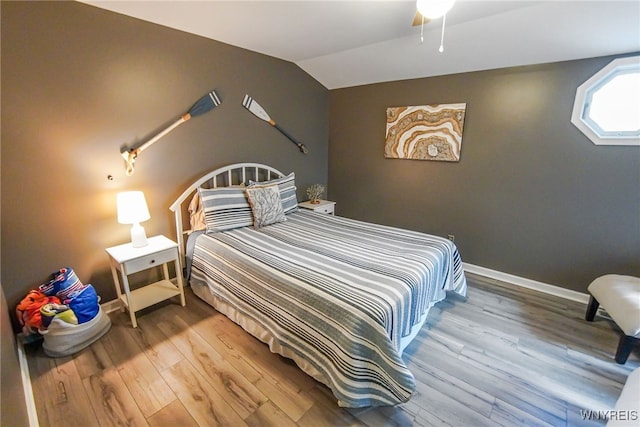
[447,234,455,242]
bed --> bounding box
[169,163,467,408]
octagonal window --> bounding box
[571,56,640,146]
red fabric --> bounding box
[16,290,60,335]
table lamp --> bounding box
[117,191,150,248]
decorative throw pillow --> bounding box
[248,172,298,214]
[198,186,253,232]
[245,184,286,228]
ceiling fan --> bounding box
[412,0,457,52]
[411,11,429,27]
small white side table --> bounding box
[105,235,185,327]
[298,199,336,215]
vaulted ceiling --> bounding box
[82,1,640,89]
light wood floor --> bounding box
[24,273,639,426]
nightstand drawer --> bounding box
[123,247,177,275]
[313,204,334,214]
[298,199,336,215]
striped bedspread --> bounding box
[190,210,467,407]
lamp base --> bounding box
[130,222,148,248]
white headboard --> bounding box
[169,162,287,267]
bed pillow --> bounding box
[188,192,207,231]
[248,172,298,214]
[245,184,286,228]
[198,186,253,232]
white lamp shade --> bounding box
[117,191,150,224]
[416,0,456,19]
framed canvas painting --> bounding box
[385,103,466,162]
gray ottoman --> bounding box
[586,275,640,364]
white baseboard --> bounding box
[17,334,40,427]
[463,262,590,304]
[101,299,122,314]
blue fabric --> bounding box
[65,284,99,324]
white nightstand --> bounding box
[105,235,185,327]
[298,199,336,215]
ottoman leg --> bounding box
[585,295,600,321]
[615,335,639,364]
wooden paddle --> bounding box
[242,95,309,154]
[121,90,222,175]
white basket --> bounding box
[39,306,111,357]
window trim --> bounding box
[571,56,640,146]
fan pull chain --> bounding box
[439,13,447,53]
[420,15,425,43]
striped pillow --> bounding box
[248,172,298,214]
[198,187,253,232]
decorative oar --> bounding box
[121,90,222,175]
[242,95,308,154]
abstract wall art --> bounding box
[384,103,467,162]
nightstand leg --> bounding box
[109,266,125,313]
[119,270,137,328]
[174,259,186,306]
[162,263,170,281]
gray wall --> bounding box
[2,1,637,312]
[1,285,30,427]
[0,3,29,422]
[328,57,640,293]
[1,1,329,315]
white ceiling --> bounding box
[82,1,640,89]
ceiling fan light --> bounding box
[416,0,456,20]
